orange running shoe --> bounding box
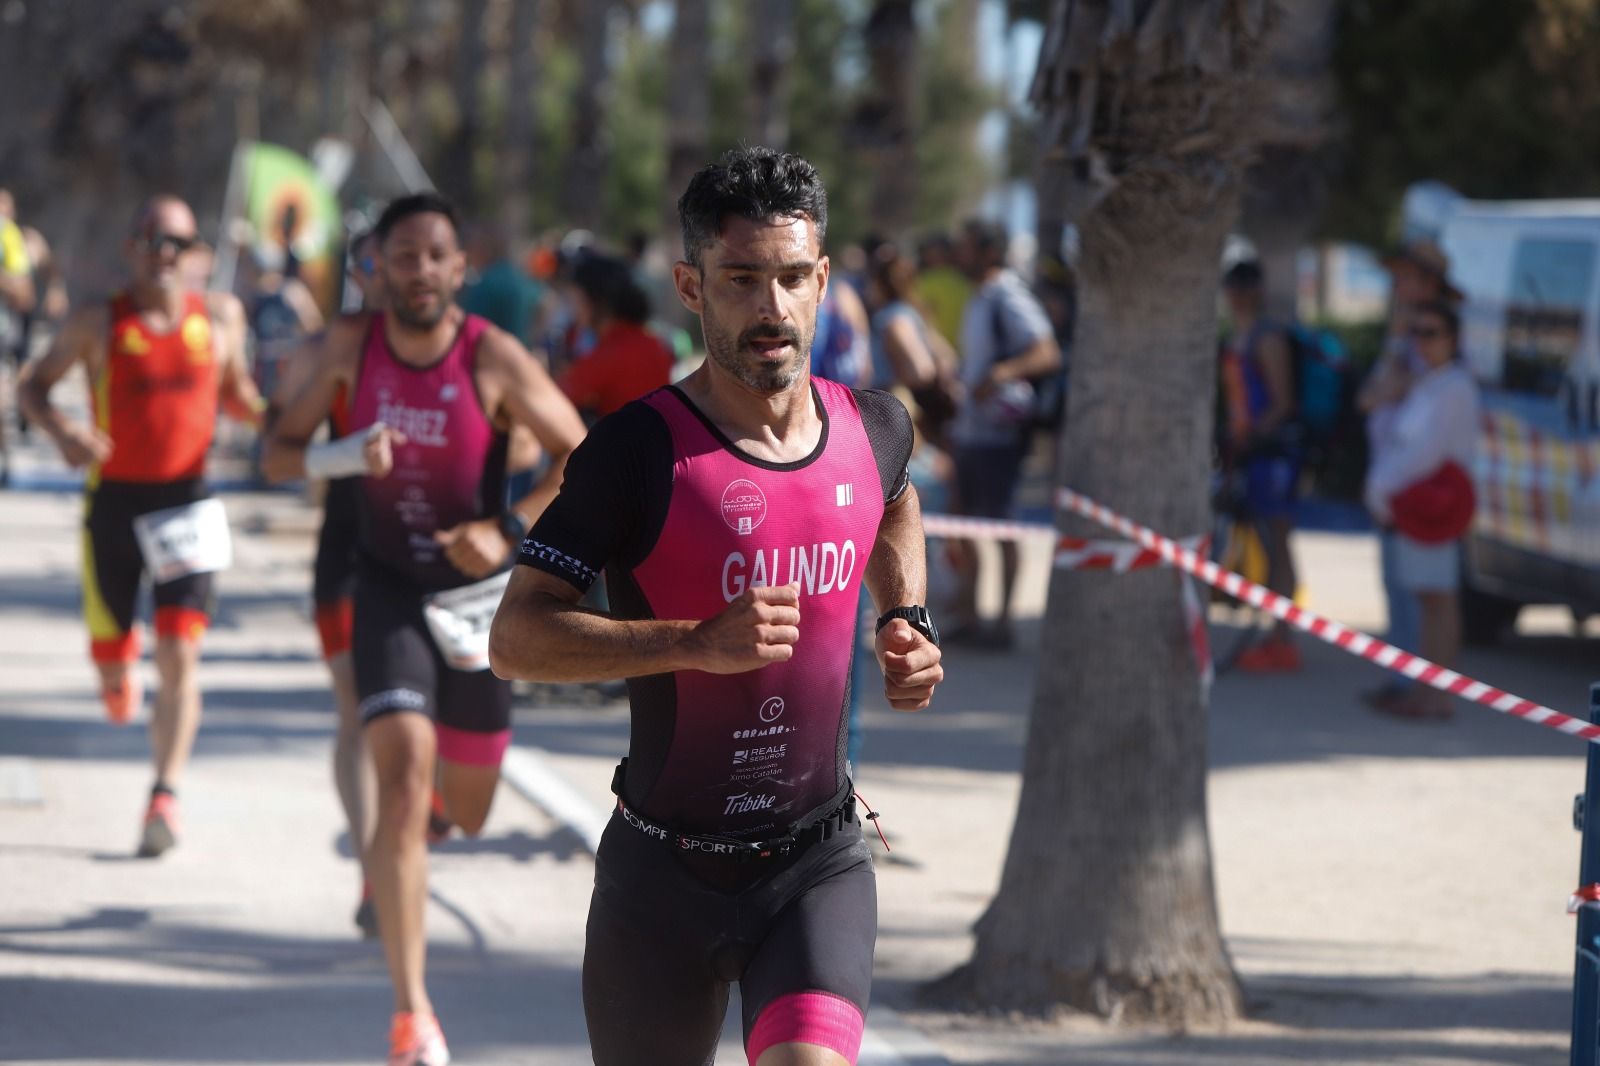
[102,672,142,725]
[137,792,181,858]
[388,1012,450,1066]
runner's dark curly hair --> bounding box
[677,146,828,269]
[375,192,460,245]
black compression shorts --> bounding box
[82,478,216,658]
[351,563,513,767]
[583,812,875,1066]
[312,478,359,606]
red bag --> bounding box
[1390,461,1476,544]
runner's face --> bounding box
[128,202,198,291]
[680,215,826,395]
[380,213,464,330]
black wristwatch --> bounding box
[875,605,939,646]
[499,509,530,549]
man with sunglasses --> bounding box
[20,194,262,857]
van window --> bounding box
[1503,237,1595,396]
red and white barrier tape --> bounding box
[921,511,1212,683]
[920,513,1201,574]
[919,513,1053,543]
[1055,487,1600,745]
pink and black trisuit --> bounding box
[346,311,515,767]
[518,379,915,1065]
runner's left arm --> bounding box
[435,329,588,578]
[857,389,943,712]
[209,292,265,427]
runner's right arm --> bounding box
[488,408,800,682]
[18,305,111,468]
[262,317,403,483]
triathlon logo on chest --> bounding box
[720,479,767,535]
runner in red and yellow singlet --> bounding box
[20,194,262,858]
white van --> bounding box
[1436,200,1600,639]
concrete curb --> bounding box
[500,743,952,1066]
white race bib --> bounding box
[132,498,233,585]
[423,570,512,672]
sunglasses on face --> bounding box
[138,232,197,255]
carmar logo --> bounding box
[732,725,793,740]
[724,792,777,816]
[720,479,768,535]
[759,696,785,723]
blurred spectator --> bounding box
[557,254,673,421]
[864,243,958,442]
[1219,259,1302,673]
[0,188,33,486]
[0,188,35,323]
[810,270,871,387]
[241,243,323,399]
[916,232,971,356]
[462,222,542,345]
[9,222,70,446]
[1358,239,1462,711]
[1363,300,1479,720]
[945,218,1061,649]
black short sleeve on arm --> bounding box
[516,400,673,591]
[852,388,914,505]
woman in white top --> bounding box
[1363,300,1480,719]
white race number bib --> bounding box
[422,570,512,672]
[132,498,233,585]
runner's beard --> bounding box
[703,302,812,394]
[391,287,452,331]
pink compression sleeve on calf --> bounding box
[746,990,865,1065]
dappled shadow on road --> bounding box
[0,944,589,1063]
[0,707,340,762]
[880,968,1565,1065]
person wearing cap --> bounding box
[1359,238,1463,712]
[1363,299,1479,720]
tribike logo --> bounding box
[759,696,784,723]
[724,791,777,816]
[720,479,767,535]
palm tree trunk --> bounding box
[440,0,490,210]
[661,0,710,259]
[861,0,918,236]
[747,0,796,149]
[563,0,616,232]
[498,0,544,235]
[940,0,1272,1027]
[950,199,1242,1024]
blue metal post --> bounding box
[1571,683,1600,1066]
